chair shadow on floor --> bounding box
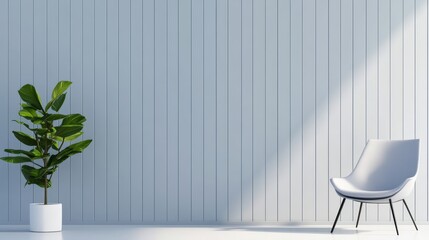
[217,226,369,235]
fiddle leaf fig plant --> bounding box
[1,81,92,204]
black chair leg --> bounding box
[403,199,418,231]
[331,198,346,233]
[356,202,363,228]
[389,199,399,235]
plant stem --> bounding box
[58,138,65,152]
[32,162,43,168]
[44,176,48,205]
[43,156,48,205]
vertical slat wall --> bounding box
[0,0,428,224]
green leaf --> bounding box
[48,155,56,165]
[18,108,41,121]
[18,109,34,119]
[39,137,54,151]
[5,148,43,160]
[53,131,83,142]
[31,118,43,124]
[22,165,56,179]
[18,108,43,123]
[21,103,36,109]
[21,165,40,178]
[68,139,92,152]
[64,131,83,141]
[27,178,52,188]
[33,128,50,135]
[0,156,32,163]
[49,139,92,165]
[12,131,37,146]
[52,141,59,151]
[45,81,71,111]
[45,93,67,112]
[61,114,86,125]
[14,120,44,135]
[39,166,57,176]
[4,149,36,158]
[45,113,67,122]
[21,165,53,188]
[54,125,83,138]
[18,84,43,110]
[52,81,72,100]
[13,120,31,131]
[30,148,43,158]
[51,93,67,112]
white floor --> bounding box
[0,224,427,240]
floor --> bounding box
[0,224,427,240]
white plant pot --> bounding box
[29,203,62,232]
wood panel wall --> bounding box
[0,0,427,224]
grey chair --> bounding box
[330,139,420,235]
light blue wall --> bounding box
[0,0,428,224]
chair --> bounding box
[330,139,420,235]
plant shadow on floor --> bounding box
[217,226,369,235]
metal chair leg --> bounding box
[356,202,363,228]
[331,198,346,233]
[389,199,399,235]
[403,199,418,231]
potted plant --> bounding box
[0,81,92,232]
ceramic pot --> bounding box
[29,203,62,232]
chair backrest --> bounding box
[348,139,419,191]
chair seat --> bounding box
[330,178,400,200]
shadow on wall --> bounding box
[232,0,423,223]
